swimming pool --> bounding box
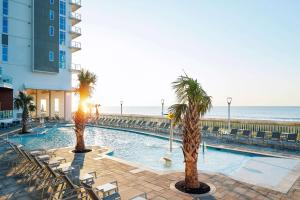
[7,125,300,193]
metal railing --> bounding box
[70,0,81,6]
[70,63,82,71]
[70,41,81,49]
[70,26,81,34]
[70,12,81,21]
[0,110,13,120]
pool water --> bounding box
[8,125,300,192]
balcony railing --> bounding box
[69,41,81,53]
[70,0,82,12]
[69,63,82,73]
[70,26,81,39]
[69,12,82,25]
[0,110,13,120]
[0,75,13,89]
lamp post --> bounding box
[161,99,164,116]
[227,97,232,131]
[120,100,123,115]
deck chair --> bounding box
[238,130,252,144]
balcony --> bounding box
[70,26,81,39]
[69,41,81,53]
[70,0,82,12]
[0,75,13,89]
[69,63,82,73]
[69,12,82,26]
[0,110,13,120]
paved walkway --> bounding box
[1,144,300,200]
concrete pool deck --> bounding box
[1,145,300,200]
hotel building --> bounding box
[0,0,82,122]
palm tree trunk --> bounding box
[21,108,28,133]
[74,109,86,152]
[75,128,85,151]
[183,103,201,189]
[185,160,200,189]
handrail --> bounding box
[0,110,13,120]
[70,41,81,49]
[70,12,81,20]
[70,0,81,6]
[70,26,81,34]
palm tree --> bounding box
[14,91,36,133]
[74,69,97,152]
[169,74,212,191]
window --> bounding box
[3,0,8,16]
[50,0,54,5]
[41,99,47,112]
[59,16,66,30]
[49,51,54,62]
[54,98,59,112]
[59,31,66,45]
[59,50,66,68]
[2,45,8,62]
[59,1,66,15]
[49,26,54,36]
[2,16,8,33]
[49,10,54,20]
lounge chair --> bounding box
[84,180,121,200]
[238,130,252,144]
[201,126,209,137]
[210,127,220,138]
[222,129,238,142]
[282,133,299,150]
[267,132,282,147]
[252,131,266,145]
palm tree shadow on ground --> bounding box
[70,152,86,185]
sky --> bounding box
[73,0,300,107]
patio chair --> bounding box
[129,193,147,200]
[252,131,266,145]
[222,129,238,142]
[210,127,220,138]
[81,182,102,200]
[50,171,87,200]
[140,121,147,129]
[282,133,299,150]
[82,181,121,200]
[201,126,209,137]
[238,130,252,144]
[267,132,282,147]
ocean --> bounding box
[100,106,300,122]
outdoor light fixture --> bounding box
[120,100,124,115]
[227,97,232,131]
[161,99,164,116]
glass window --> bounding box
[50,0,54,5]
[59,1,66,15]
[54,98,59,112]
[2,16,8,33]
[49,51,54,62]
[59,16,66,30]
[59,31,66,45]
[3,0,8,16]
[49,26,54,36]
[49,10,54,20]
[59,50,66,68]
[2,45,8,62]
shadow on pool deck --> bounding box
[70,151,86,184]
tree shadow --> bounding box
[70,152,86,185]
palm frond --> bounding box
[168,103,187,124]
